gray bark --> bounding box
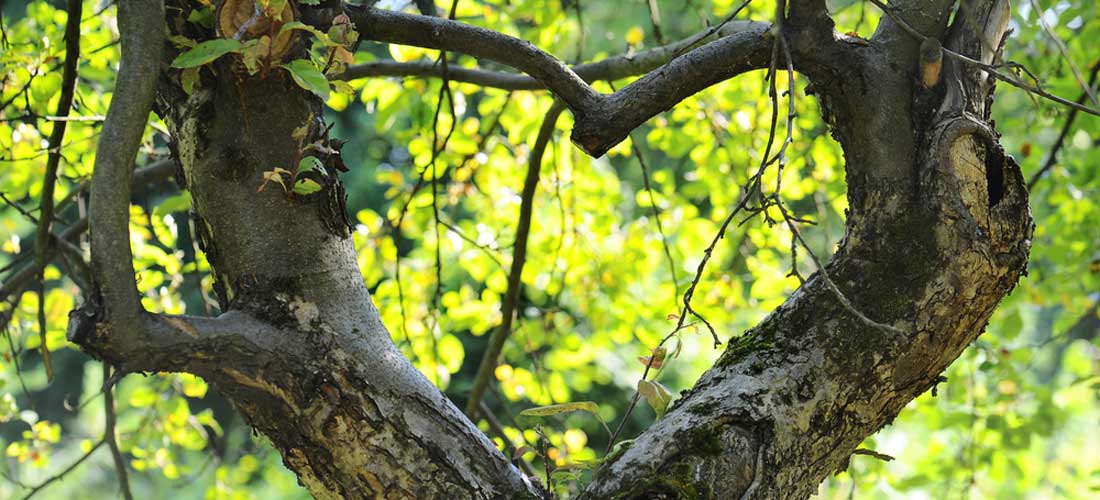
[70,0,1032,498]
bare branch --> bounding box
[343,5,772,156]
[1027,0,1098,104]
[103,365,133,500]
[465,100,567,417]
[337,18,767,90]
[346,5,600,111]
[88,0,164,322]
[21,440,107,500]
[572,24,772,156]
[1029,61,1100,188]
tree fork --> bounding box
[69,0,1032,498]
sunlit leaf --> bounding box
[170,38,242,68]
[281,59,329,100]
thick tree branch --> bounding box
[572,24,773,156]
[344,6,772,156]
[335,21,769,90]
[88,0,163,323]
[346,5,600,111]
[870,0,956,57]
[579,1,1032,497]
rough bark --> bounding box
[578,0,1031,497]
[69,0,1032,499]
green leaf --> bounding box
[604,439,634,463]
[279,21,327,41]
[153,193,191,217]
[297,156,324,174]
[292,178,322,195]
[30,72,61,104]
[187,6,215,28]
[281,59,330,100]
[259,168,291,192]
[167,35,197,49]
[519,401,600,418]
[180,67,200,95]
[128,387,158,408]
[170,38,242,68]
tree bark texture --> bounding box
[70,0,1032,498]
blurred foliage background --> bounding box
[0,0,1097,498]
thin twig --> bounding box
[0,193,38,223]
[21,439,107,500]
[3,299,37,413]
[479,401,538,477]
[670,0,755,60]
[437,219,506,270]
[630,138,679,295]
[465,100,567,418]
[1028,61,1100,188]
[646,0,665,45]
[103,365,133,500]
[606,81,679,298]
[1028,0,1098,107]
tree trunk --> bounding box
[71,0,1031,498]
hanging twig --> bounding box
[1027,0,1098,107]
[465,99,567,418]
[103,365,133,500]
[606,81,679,300]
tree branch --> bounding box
[32,0,82,381]
[870,0,1100,117]
[572,24,772,156]
[103,365,133,500]
[21,440,106,500]
[465,100,566,417]
[88,0,163,323]
[1028,61,1100,188]
[345,5,600,111]
[343,6,772,156]
[335,21,769,91]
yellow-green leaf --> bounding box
[281,59,329,100]
[519,401,600,417]
[637,379,673,418]
[170,38,241,68]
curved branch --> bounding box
[346,5,600,111]
[335,21,770,91]
[32,0,82,380]
[345,6,772,156]
[572,24,773,156]
[88,0,163,321]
